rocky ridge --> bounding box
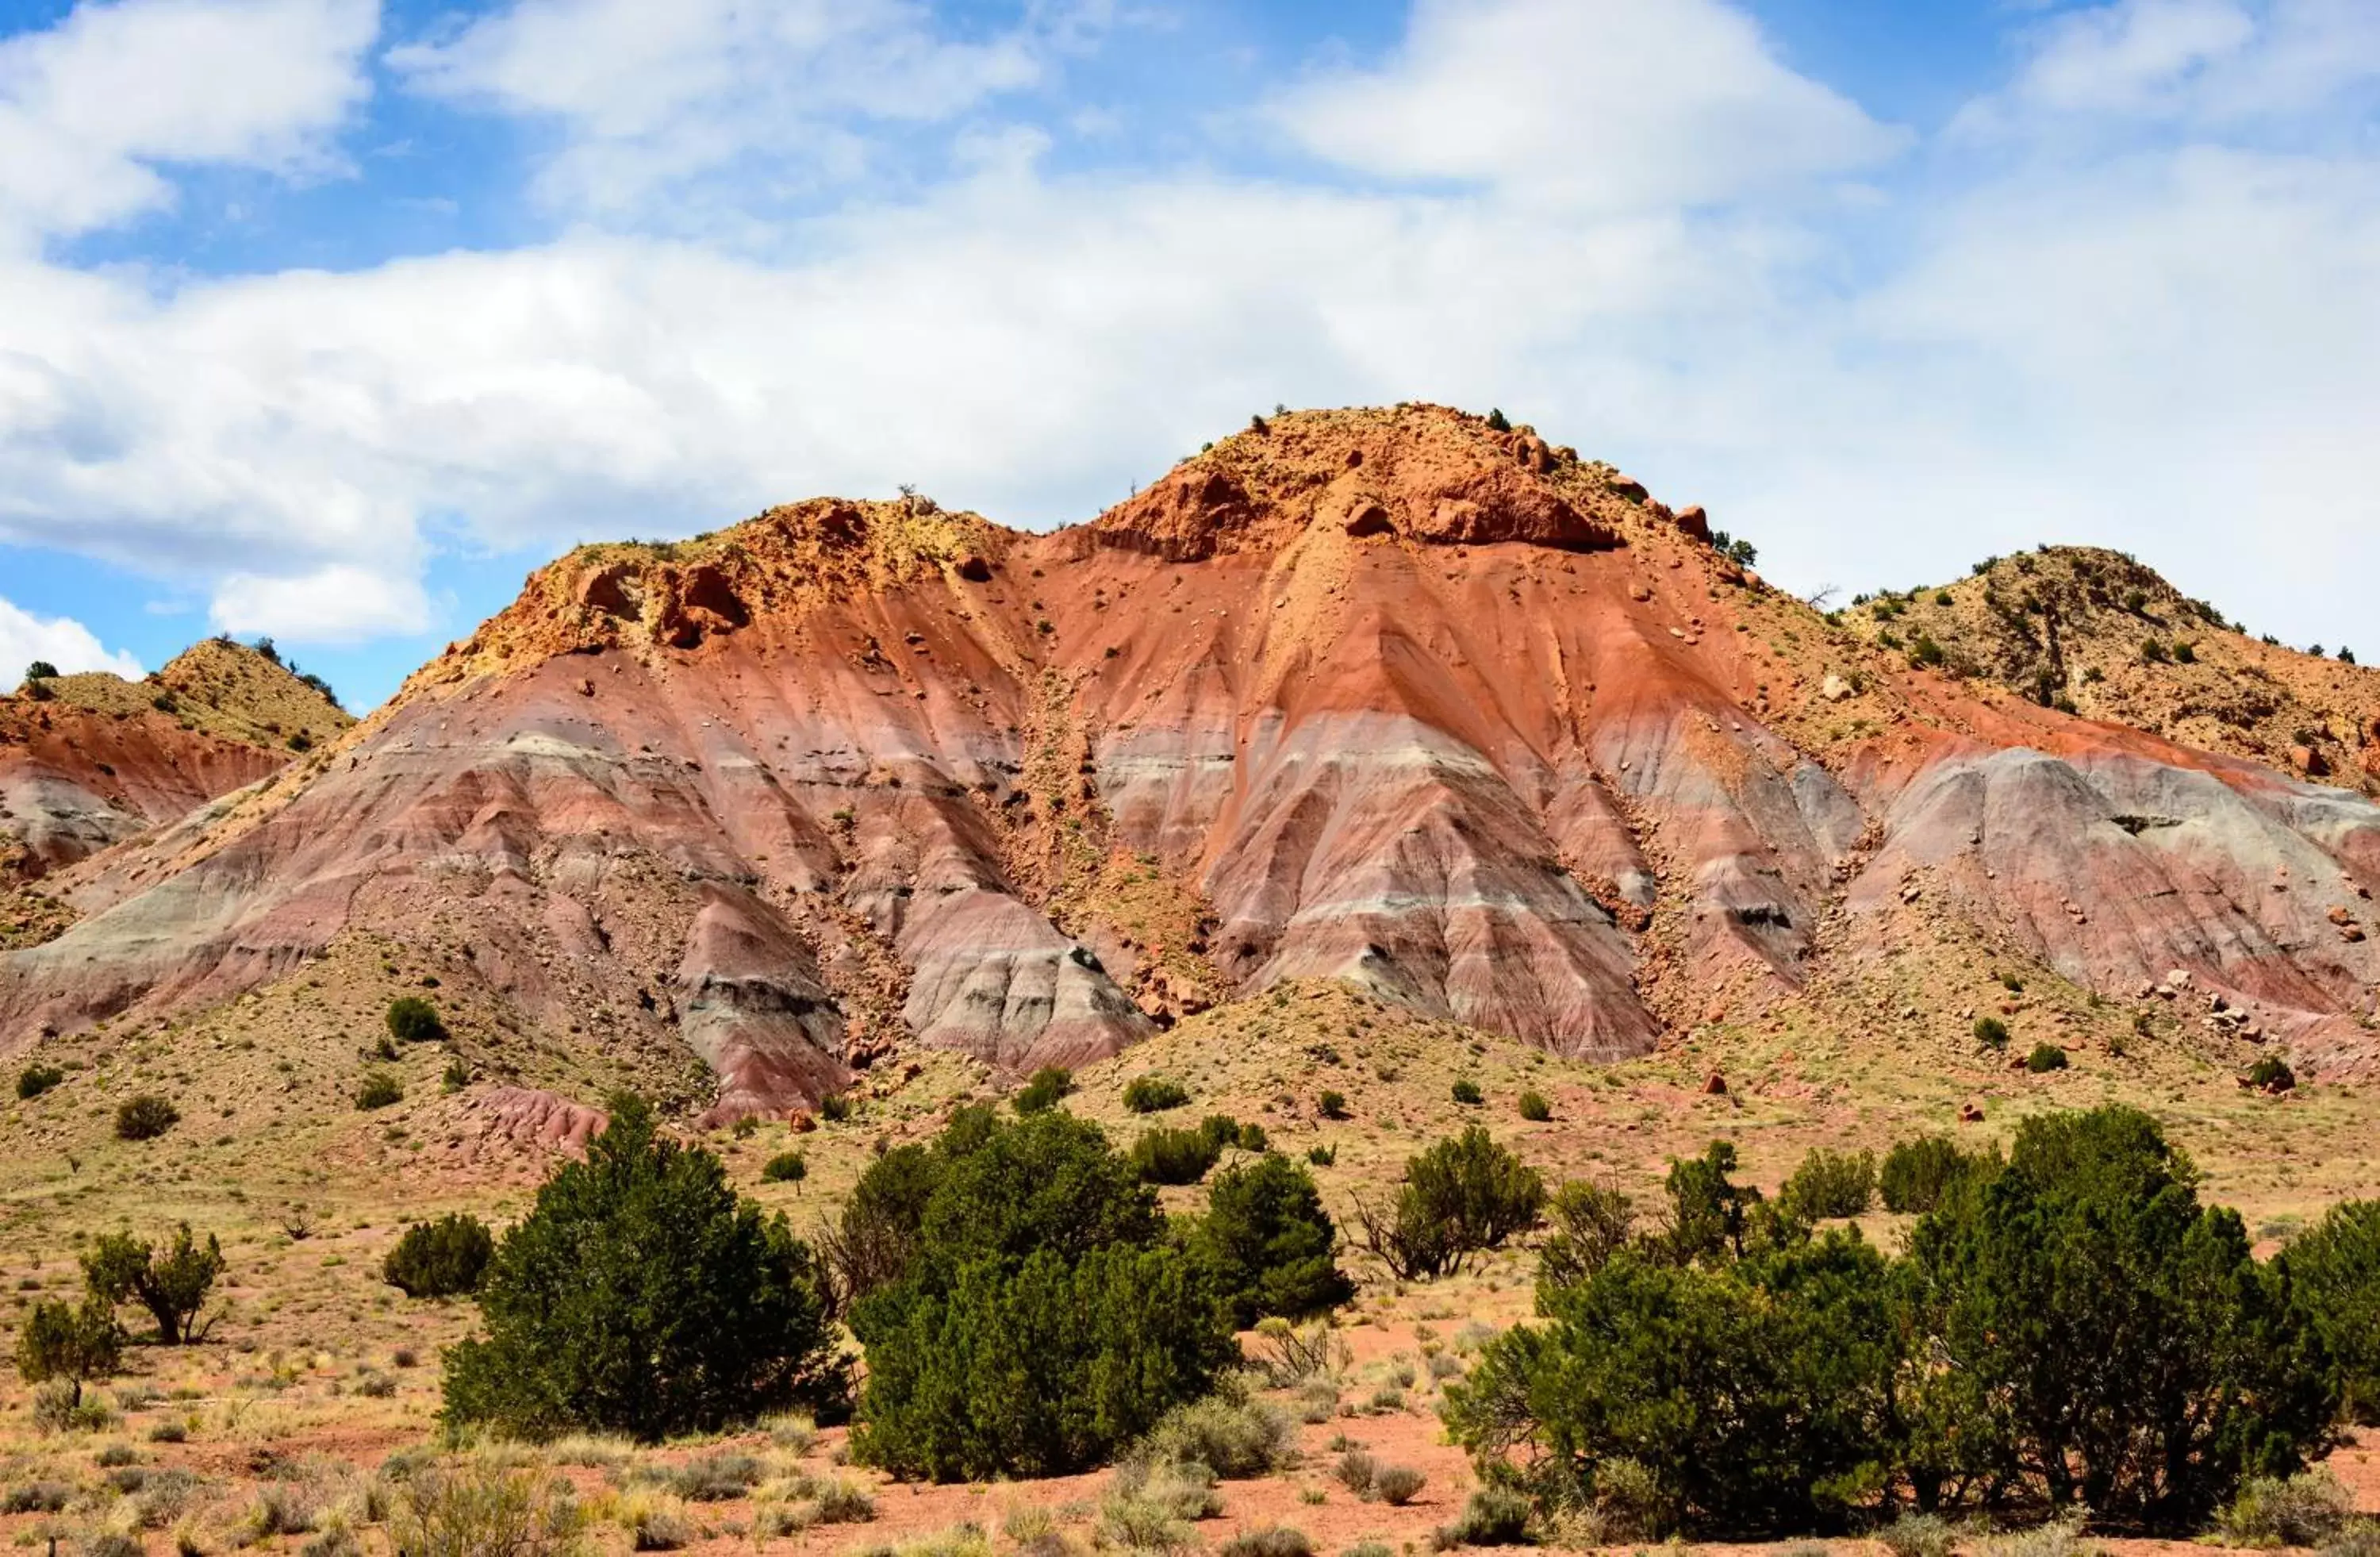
[3,406,2376,1113]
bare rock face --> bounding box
[7,405,2380,1109]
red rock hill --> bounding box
[4,406,2375,1109]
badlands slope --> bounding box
[1,406,2375,1112]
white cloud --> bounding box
[209,564,429,644]
[0,0,378,245]
[1272,0,1906,211]
[390,0,1092,220]
[0,0,2378,674]
[1955,0,2380,136]
[0,595,141,679]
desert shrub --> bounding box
[820,1141,944,1306]
[1353,1127,1545,1280]
[2284,1199,2380,1420]
[1659,1140,1770,1265]
[811,1478,877,1523]
[1438,1486,1535,1548]
[820,1092,854,1122]
[1517,1090,1552,1122]
[1318,1090,1349,1120]
[1448,1232,1897,1536]
[1253,1318,1342,1387]
[386,996,447,1044]
[24,659,57,681]
[1877,1513,1956,1557]
[1879,1136,1983,1214]
[383,1213,493,1298]
[1140,1394,1297,1478]
[1906,1105,2333,1528]
[16,1062,63,1100]
[669,1451,765,1501]
[1537,1179,1636,1290]
[2249,1055,2297,1092]
[1372,1465,1426,1505]
[846,1108,1234,1480]
[1452,1078,1484,1106]
[14,1294,121,1404]
[443,1057,472,1091]
[1102,1459,1214,1551]
[1124,1075,1191,1113]
[1307,1144,1335,1167]
[442,1094,844,1440]
[386,1460,582,1556]
[1223,1527,1315,1557]
[1,1482,69,1513]
[83,1224,223,1344]
[356,1071,404,1109]
[2025,1043,2069,1073]
[1132,1124,1226,1186]
[1780,1148,1875,1221]
[2221,1470,2353,1547]
[762,1151,808,1187]
[114,1094,178,1141]
[1192,1153,1353,1326]
[1973,1016,2010,1050]
[1014,1067,1073,1115]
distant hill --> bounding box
[1833,546,2378,794]
[1,637,354,894]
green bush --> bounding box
[2281,1200,2380,1420]
[1140,1393,1298,1478]
[1124,1075,1191,1113]
[1537,1179,1636,1290]
[113,1094,178,1141]
[762,1151,809,1188]
[846,1109,1232,1480]
[24,659,58,682]
[356,1071,404,1110]
[1878,1137,1982,1214]
[442,1058,471,1092]
[2220,1471,2352,1547]
[820,1092,854,1123]
[1317,1090,1349,1120]
[1437,1486,1534,1548]
[2248,1055,2297,1092]
[15,1063,63,1101]
[1192,1154,1352,1326]
[13,1296,121,1405]
[83,1225,223,1344]
[1307,1145,1335,1167]
[1450,1106,2336,1536]
[442,1095,844,1440]
[820,1141,943,1306]
[382,1214,494,1298]
[1973,1016,2010,1050]
[1014,1067,1074,1115]
[1660,1141,1768,1265]
[1131,1125,1226,1186]
[1353,1127,1545,1280]
[1452,1079,1483,1106]
[2025,1043,2069,1074]
[386,997,447,1044]
[1779,1148,1875,1221]
[1516,1090,1552,1122]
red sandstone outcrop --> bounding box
[4,406,2377,1109]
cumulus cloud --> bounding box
[0,0,2376,671]
[390,0,1099,220]
[1273,0,1906,211]
[0,595,141,679]
[0,0,378,245]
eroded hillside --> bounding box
[2,406,2375,1114]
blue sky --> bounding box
[1,0,2375,712]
